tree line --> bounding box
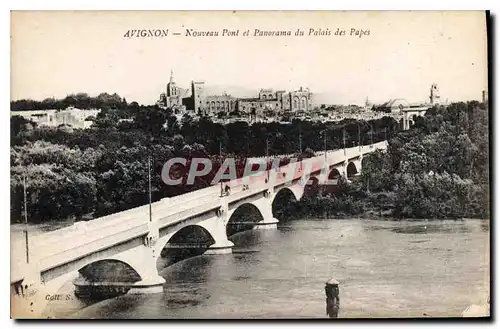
[292,101,489,220]
[11,93,136,112]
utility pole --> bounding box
[358,123,361,149]
[384,127,387,141]
[299,131,303,172]
[370,123,374,145]
[23,174,29,264]
[323,130,327,161]
[343,128,346,155]
[299,132,302,154]
[266,135,270,182]
[246,130,250,158]
[148,154,152,223]
[220,141,223,196]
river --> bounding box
[14,218,490,319]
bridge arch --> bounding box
[74,259,143,299]
[306,176,319,186]
[346,162,359,177]
[272,186,299,222]
[226,203,265,237]
[78,259,141,283]
[274,184,305,203]
[159,225,216,267]
[158,225,215,268]
[303,175,320,193]
[328,168,342,180]
[164,225,216,247]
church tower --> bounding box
[429,83,441,105]
[167,70,178,97]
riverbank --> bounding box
[297,212,487,222]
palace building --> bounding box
[237,87,313,115]
[158,71,314,116]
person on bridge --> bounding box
[224,185,231,196]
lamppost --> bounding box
[23,173,29,264]
[298,130,303,172]
[147,111,154,224]
[342,128,346,156]
[368,124,374,147]
[320,129,328,161]
[220,140,224,196]
[324,130,327,160]
[265,132,281,182]
[371,123,374,144]
[148,154,152,223]
[265,133,274,182]
[358,123,361,150]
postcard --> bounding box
[10,10,490,319]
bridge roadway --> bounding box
[11,141,387,288]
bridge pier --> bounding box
[73,245,166,295]
[128,246,165,294]
[201,204,234,255]
[254,188,279,229]
[253,218,279,229]
[204,235,234,254]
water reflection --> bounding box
[390,221,489,234]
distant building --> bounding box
[429,83,441,105]
[157,73,314,116]
[364,97,372,110]
[482,90,488,103]
[373,99,412,113]
[237,87,313,115]
[10,107,100,129]
[190,80,206,114]
[157,70,187,113]
[204,93,238,116]
[371,83,444,114]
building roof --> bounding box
[238,98,261,102]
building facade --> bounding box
[204,94,238,115]
[190,80,206,114]
[482,90,488,103]
[237,87,313,115]
[157,71,187,112]
[158,72,314,116]
[10,108,101,129]
[429,83,441,105]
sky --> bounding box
[11,11,488,105]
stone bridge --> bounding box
[11,141,387,317]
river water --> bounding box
[16,218,490,319]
